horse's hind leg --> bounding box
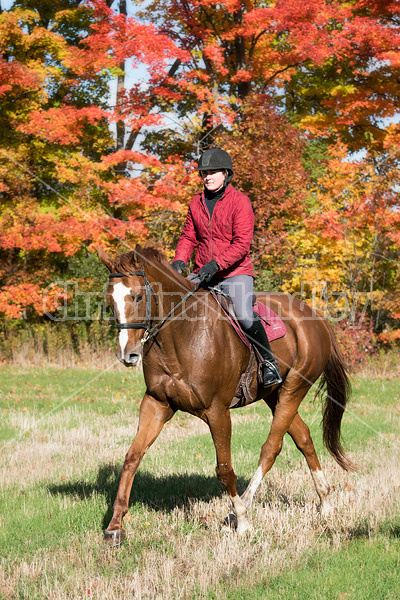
[287,413,333,515]
[240,388,306,510]
[240,400,333,515]
[105,393,174,545]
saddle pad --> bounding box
[254,300,287,342]
[213,293,287,346]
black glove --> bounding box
[198,259,219,282]
[171,260,186,274]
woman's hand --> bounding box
[171,260,186,274]
[198,259,219,282]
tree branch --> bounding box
[261,61,305,89]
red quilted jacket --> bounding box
[174,184,255,278]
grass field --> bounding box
[0,365,399,599]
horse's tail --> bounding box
[315,322,356,472]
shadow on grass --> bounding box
[47,463,250,530]
[380,519,400,539]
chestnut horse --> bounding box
[98,244,353,544]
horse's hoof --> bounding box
[319,504,335,518]
[104,529,125,546]
[237,518,252,536]
[223,513,237,531]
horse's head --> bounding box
[98,243,194,367]
[98,245,153,367]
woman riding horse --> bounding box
[98,149,353,545]
[172,148,282,387]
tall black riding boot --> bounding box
[242,315,282,386]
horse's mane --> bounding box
[113,243,193,290]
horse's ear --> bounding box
[97,246,113,272]
[135,244,144,264]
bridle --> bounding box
[108,268,158,337]
[108,268,201,344]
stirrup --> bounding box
[258,360,282,387]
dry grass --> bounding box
[0,407,211,490]
[4,343,122,370]
[356,350,400,379]
[4,341,400,378]
[1,400,400,599]
[1,449,399,600]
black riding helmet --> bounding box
[197,148,233,176]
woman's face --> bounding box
[200,169,226,192]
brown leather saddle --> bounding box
[209,289,286,408]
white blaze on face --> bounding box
[112,281,131,357]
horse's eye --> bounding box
[136,294,143,302]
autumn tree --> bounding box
[2,0,400,341]
[113,0,398,156]
[281,143,400,335]
[115,0,400,305]
[214,96,308,286]
[0,0,183,319]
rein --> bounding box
[109,269,201,344]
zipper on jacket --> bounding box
[209,211,213,260]
[204,193,215,260]
[202,187,227,261]
[200,192,211,224]
[200,192,213,259]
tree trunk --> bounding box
[116,0,127,161]
[234,9,251,99]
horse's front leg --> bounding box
[105,393,174,545]
[206,407,251,535]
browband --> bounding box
[108,271,144,278]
